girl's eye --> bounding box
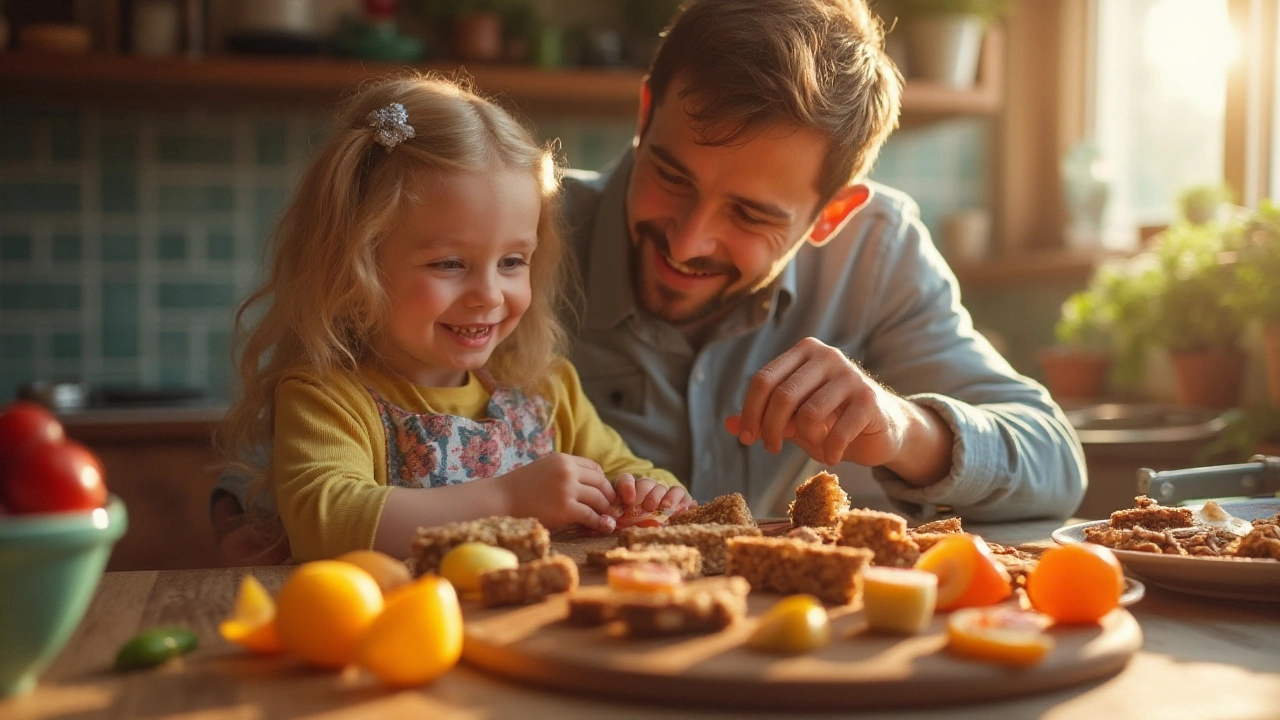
[499,256,529,270]
[430,259,464,271]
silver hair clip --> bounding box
[366,102,415,151]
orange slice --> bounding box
[947,606,1054,666]
[607,562,683,594]
[914,534,1012,610]
[219,575,283,655]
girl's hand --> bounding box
[614,474,697,513]
[499,453,619,532]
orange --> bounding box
[219,575,283,655]
[335,550,413,596]
[1026,544,1124,624]
[914,534,1012,610]
[947,606,1053,666]
[358,575,463,687]
[607,563,683,594]
[274,560,384,669]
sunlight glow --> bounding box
[1142,0,1237,114]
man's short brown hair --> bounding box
[646,0,902,204]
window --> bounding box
[1092,0,1233,237]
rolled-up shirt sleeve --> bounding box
[858,207,1086,520]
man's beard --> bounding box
[628,221,753,326]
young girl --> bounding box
[218,75,692,562]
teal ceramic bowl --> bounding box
[0,495,127,698]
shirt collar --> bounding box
[582,152,800,331]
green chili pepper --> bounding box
[114,627,199,671]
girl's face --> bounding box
[375,167,540,387]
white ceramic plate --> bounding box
[1053,499,1280,602]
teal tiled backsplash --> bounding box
[0,102,986,402]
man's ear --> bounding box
[633,78,652,148]
[807,184,873,246]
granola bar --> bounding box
[912,517,963,535]
[669,492,756,527]
[585,544,703,578]
[787,471,850,528]
[478,555,579,607]
[614,577,751,637]
[410,516,549,575]
[835,508,920,567]
[620,523,762,575]
[565,585,623,626]
[725,535,872,605]
[1108,496,1195,531]
[785,525,841,544]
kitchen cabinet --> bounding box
[60,407,225,572]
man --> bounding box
[561,0,1085,520]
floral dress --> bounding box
[369,376,556,488]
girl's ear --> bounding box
[633,78,653,148]
[807,184,873,246]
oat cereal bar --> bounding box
[726,535,872,605]
[615,577,751,637]
[478,554,579,607]
[620,523,763,575]
[669,493,756,527]
[585,544,703,578]
[785,525,841,544]
[787,471,850,528]
[1108,496,1195,531]
[410,516,549,574]
[912,517,963,535]
[836,508,920,567]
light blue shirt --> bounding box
[562,154,1086,521]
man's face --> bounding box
[625,81,828,326]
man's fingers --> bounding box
[736,348,807,446]
[758,362,827,453]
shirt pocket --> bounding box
[580,369,648,416]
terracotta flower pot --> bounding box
[1036,348,1112,402]
[1264,323,1280,407]
[1168,348,1247,409]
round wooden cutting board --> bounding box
[461,574,1142,711]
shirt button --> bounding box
[695,369,706,383]
[762,299,771,311]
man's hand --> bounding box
[724,337,953,485]
[499,453,620,532]
[614,474,696,513]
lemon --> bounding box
[747,594,831,654]
[438,542,519,593]
[274,561,384,669]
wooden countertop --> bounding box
[4,520,1278,719]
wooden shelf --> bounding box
[0,42,1002,120]
[951,247,1130,289]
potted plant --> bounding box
[894,0,1011,88]
[1038,275,1118,403]
[1177,183,1234,225]
[1136,221,1248,408]
[1226,200,1280,406]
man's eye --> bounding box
[655,166,688,186]
[733,205,763,224]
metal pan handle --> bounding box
[1137,455,1280,505]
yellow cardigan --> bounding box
[272,360,681,561]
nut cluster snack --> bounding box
[726,535,873,605]
[1083,496,1280,559]
[619,523,762,575]
[668,492,756,527]
[411,516,549,574]
[478,555,579,607]
[787,471,850,528]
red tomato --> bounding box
[2,440,107,514]
[0,401,65,468]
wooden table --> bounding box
[4,519,1279,720]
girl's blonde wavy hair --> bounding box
[218,74,570,513]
